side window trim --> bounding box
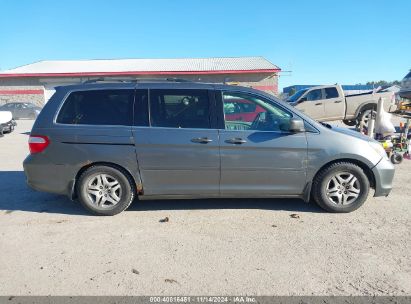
[214,90,225,130]
[132,88,149,127]
[208,89,219,130]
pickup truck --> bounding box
[286,84,396,126]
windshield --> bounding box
[287,89,308,103]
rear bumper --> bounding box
[23,154,75,196]
[372,158,395,197]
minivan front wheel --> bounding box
[312,162,370,213]
[77,165,135,215]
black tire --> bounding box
[390,153,403,164]
[76,165,136,216]
[312,162,370,213]
[342,119,357,126]
[2,126,12,134]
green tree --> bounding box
[365,80,401,86]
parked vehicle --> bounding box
[0,111,16,135]
[399,70,411,99]
[286,85,397,126]
[0,102,42,119]
[24,80,395,215]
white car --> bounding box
[0,111,16,136]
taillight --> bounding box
[29,135,50,154]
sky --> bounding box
[0,0,410,90]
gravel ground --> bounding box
[0,120,410,296]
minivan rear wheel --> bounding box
[312,162,370,213]
[77,165,135,215]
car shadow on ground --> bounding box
[130,197,323,213]
[0,171,324,215]
[0,171,88,215]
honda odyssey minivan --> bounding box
[23,80,395,215]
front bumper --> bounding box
[372,157,395,197]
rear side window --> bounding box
[324,87,339,99]
[149,89,211,129]
[57,90,134,125]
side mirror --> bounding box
[289,117,305,132]
[298,97,307,103]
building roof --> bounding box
[0,57,280,78]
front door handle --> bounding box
[315,102,323,106]
[334,100,343,103]
[225,138,247,144]
[191,137,213,144]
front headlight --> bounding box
[369,141,389,160]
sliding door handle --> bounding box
[334,100,343,103]
[225,138,247,144]
[191,137,213,144]
[315,102,323,106]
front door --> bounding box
[218,91,308,196]
[323,87,345,120]
[133,88,220,196]
[296,88,325,120]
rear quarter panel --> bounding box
[345,92,393,120]
[27,85,141,196]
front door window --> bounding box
[223,92,292,131]
[305,89,323,101]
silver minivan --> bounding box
[23,80,395,215]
